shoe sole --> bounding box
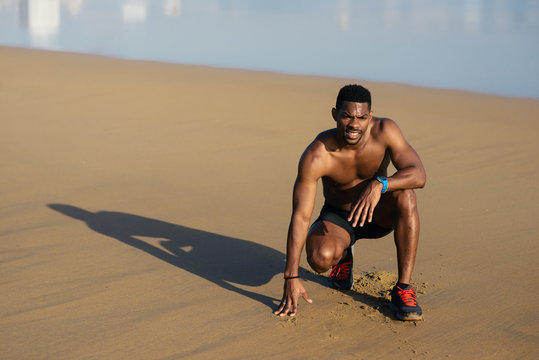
[389,303,423,321]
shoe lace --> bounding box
[330,260,351,280]
[397,286,418,307]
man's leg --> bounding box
[373,189,419,284]
[305,221,351,273]
[374,189,423,320]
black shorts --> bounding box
[312,202,393,246]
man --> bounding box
[273,84,426,321]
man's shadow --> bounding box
[47,204,323,310]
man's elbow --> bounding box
[294,213,311,225]
[416,170,426,188]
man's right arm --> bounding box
[274,143,324,316]
[284,172,317,278]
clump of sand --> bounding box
[353,271,430,299]
[328,270,432,321]
[323,270,432,335]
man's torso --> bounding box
[313,117,390,211]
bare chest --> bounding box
[323,147,389,189]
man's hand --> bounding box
[348,179,384,227]
[273,278,312,316]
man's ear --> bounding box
[332,107,337,121]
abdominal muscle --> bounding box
[322,177,371,212]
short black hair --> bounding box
[335,84,371,110]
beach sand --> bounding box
[1,46,538,359]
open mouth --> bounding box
[345,128,362,140]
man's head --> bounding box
[335,84,371,111]
[332,85,373,146]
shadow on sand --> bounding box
[47,204,324,310]
[346,290,396,320]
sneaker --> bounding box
[390,284,423,321]
[330,247,354,290]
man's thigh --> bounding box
[306,220,352,257]
[373,189,417,229]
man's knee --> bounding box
[306,221,350,273]
[393,189,417,215]
[306,243,335,273]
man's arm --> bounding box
[382,119,426,190]
[284,178,316,276]
[274,143,324,316]
[349,119,426,226]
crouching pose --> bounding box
[274,85,426,321]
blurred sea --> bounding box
[1,0,538,98]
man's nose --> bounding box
[349,116,360,125]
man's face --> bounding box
[332,101,372,146]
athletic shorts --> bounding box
[312,202,393,246]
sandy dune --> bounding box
[1,47,538,359]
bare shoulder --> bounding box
[298,130,336,178]
[371,117,406,144]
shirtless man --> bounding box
[273,85,426,321]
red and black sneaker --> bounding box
[390,284,423,321]
[329,247,354,290]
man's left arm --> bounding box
[349,119,426,226]
[381,119,426,191]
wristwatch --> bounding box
[376,176,388,194]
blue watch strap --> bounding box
[376,176,388,194]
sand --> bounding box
[1,46,538,359]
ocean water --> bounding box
[0,0,538,98]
